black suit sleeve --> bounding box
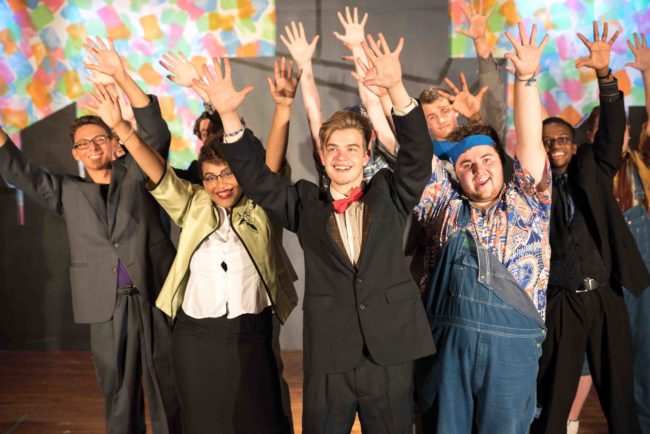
[221,129,301,232]
[592,80,626,178]
[391,105,435,213]
[0,139,63,215]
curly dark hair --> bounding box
[69,116,112,145]
[193,111,224,140]
[447,121,506,163]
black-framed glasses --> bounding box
[74,134,110,150]
[203,169,234,184]
[542,136,573,148]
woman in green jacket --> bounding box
[86,58,300,434]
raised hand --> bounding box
[504,23,549,79]
[267,57,302,107]
[86,83,123,129]
[83,37,127,80]
[457,0,494,41]
[159,51,202,87]
[193,57,254,116]
[85,60,116,86]
[626,33,650,73]
[333,6,368,50]
[575,21,620,75]
[358,33,405,91]
[350,57,388,98]
[439,73,488,120]
[280,21,320,67]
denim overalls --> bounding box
[622,166,650,432]
[416,205,546,434]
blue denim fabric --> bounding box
[622,204,650,433]
[416,208,546,434]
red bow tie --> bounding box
[332,187,364,214]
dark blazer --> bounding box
[0,96,175,323]
[221,108,436,374]
[551,91,650,296]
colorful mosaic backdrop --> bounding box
[449,0,650,146]
[0,0,276,168]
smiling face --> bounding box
[422,98,459,140]
[71,124,115,173]
[320,128,370,194]
[542,122,577,174]
[454,145,504,210]
[201,160,243,209]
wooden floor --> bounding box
[0,351,608,433]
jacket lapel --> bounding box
[75,180,109,236]
[107,161,125,234]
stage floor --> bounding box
[0,351,608,433]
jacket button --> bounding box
[112,268,117,273]
[355,278,363,284]
[359,304,366,310]
[114,242,120,248]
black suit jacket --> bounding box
[0,96,176,323]
[221,109,436,374]
[550,91,650,296]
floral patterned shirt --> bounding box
[415,157,552,318]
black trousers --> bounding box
[303,354,414,434]
[89,287,181,434]
[171,308,290,434]
[531,284,641,434]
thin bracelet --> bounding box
[117,128,135,146]
[515,72,537,86]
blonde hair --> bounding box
[319,110,372,150]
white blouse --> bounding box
[182,206,270,319]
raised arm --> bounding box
[335,7,397,154]
[265,57,302,173]
[0,128,63,214]
[627,32,650,137]
[194,57,301,231]
[280,22,323,150]
[84,37,171,158]
[457,0,508,142]
[357,34,433,212]
[504,23,548,185]
[576,21,625,176]
[86,83,166,184]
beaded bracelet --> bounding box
[515,72,537,86]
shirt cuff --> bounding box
[598,77,620,103]
[392,98,419,116]
[223,128,245,143]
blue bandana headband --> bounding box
[433,134,496,166]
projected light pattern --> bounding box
[0,0,276,168]
[449,0,650,146]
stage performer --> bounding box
[408,23,551,433]
[203,34,436,433]
[531,22,650,434]
[0,37,181,434]
[86,57,300,433]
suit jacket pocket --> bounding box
[303,294,334,311]
[385,280,418,303]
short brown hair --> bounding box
[319,110,372,150]
[419,86,445,105]
[193,111,224,140]
[69,116,111,144]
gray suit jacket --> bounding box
[0,96,175,323]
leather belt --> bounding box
[574,277,600,293]
[117,285,138,296]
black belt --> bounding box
[117,285,138,296]
[574,277,600,293]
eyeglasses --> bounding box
[543,136,573,148]
[74,135,110,150]
[203,169,234,184]
[427,107,454,122]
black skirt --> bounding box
[171,307,290,434]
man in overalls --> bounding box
[401,23,552,433]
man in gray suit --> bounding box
[0,46,181,433]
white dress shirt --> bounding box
[182,206,270,319]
